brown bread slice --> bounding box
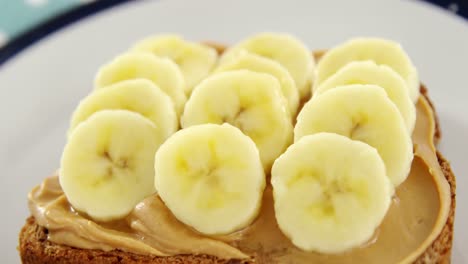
[18,45,456,263]
[17,87,457,264]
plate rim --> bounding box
[0,0,135,67]
[0,0,467,67]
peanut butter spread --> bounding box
[28,95,451,263]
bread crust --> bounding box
[420,85,442,144]
[412,152,455,264]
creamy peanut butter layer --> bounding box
[28,94,451,263]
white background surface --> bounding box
[0,0,467,262]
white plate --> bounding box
[1,0,467,262]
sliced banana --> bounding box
[132,34,218,94]
[314,38,420,102]
[154,123,265,235]
[295,85,413,186]
[220,32,315,98]
[182,70,293,170]
[69,79,177,140]
[214,52,299,116]
[314,61,416,133]
[94,52,187,115]
[271,132,393,253]
[60,110,162,221]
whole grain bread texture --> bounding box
[18,46,455,264]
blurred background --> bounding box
[0,0,467,64]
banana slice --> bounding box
[314,38,419,102]
[295,85,413,186]
[154,123,265,235]
[94,52,187,115]
[214,52,299,116]
[314,61,416,133]
[60,110,162,221]
[181,70,293,170]
[132,34,218,94]
[271,132,393,253]
[220,32,315,98]
[69,79,177,140]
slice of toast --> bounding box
[18,45,456,263]
[17,88,457,264]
